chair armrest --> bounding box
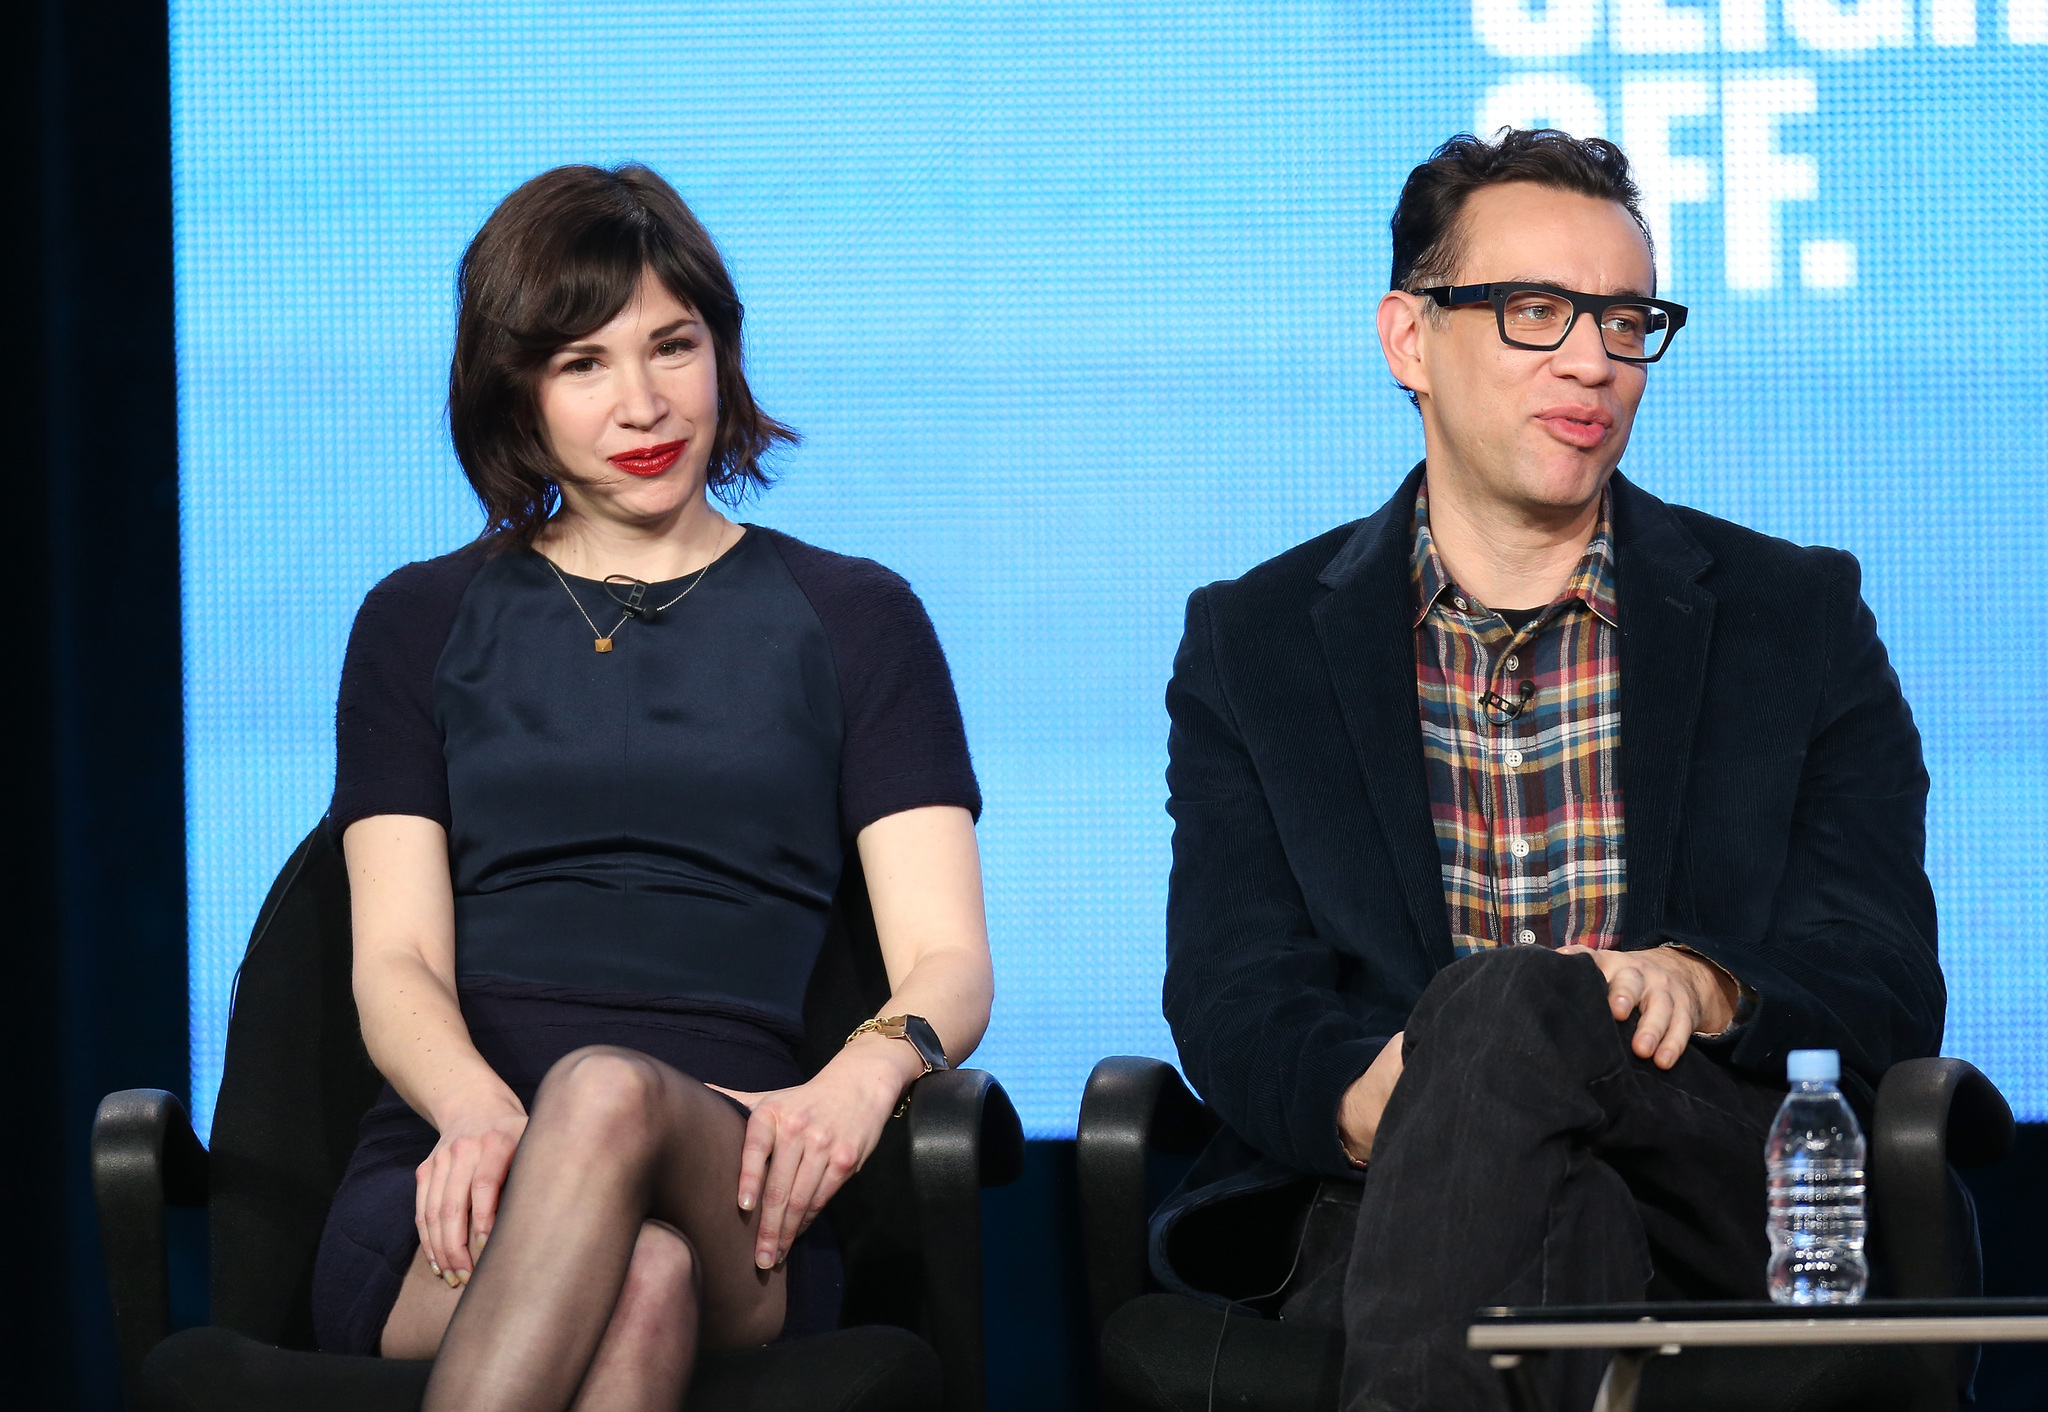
[1075,1056,1219,1333]
[907,1067,1024,1412]
[92,1088,210,1392]
[1872,1057,2013,1299]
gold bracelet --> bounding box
[845,1015,909,1046]
[846,1016,916,1118]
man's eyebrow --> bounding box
[1499,274,1654,299]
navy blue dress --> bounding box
[310,525,979,1355]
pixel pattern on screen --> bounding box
[174,0,2047,1137]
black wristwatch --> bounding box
[846,1014,951,1073]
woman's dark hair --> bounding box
[449,163,797,545]
[1389,128,1652,295]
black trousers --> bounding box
[1288,946,1788,1412]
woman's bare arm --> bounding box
[857,802,994,1062]
[729,805,994,1267]
[344,814,526,1285]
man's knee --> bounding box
[1373,949,1629,1167]
[1412,945,1608,1043]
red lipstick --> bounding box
[607,440,686,477]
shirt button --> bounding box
[1510,837,1530,859]
[1453,596,1468,610]
[1517,929,1537,946]
[1504,654,1520,672]
[1504,749,1524,768]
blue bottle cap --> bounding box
[1787,1049,1840,1083]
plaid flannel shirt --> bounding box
[1412,481,1626,957]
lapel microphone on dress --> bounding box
[602,576,659,624]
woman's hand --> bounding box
[348,816,531,1287]
[715,1035,924,1270]
[712,804,993,1272]
[415,1098,529,1287]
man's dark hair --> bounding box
[1389,128,1652,295]
[449,163,797,546]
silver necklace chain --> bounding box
[539,537,721,651]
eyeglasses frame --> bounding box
[1412,282,1690,364]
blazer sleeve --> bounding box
[1642,551,1944,1097]
[1163,586,1392,1178]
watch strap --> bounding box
[845,1014,950,1074]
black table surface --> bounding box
[1475,1299,2048,1325]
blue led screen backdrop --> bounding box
[175,1,2048,1137]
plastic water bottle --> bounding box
[1766,1049,1868,1304]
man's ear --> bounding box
[1376,289,1430,400]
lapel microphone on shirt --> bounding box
[1480,680,1537,720]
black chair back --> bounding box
[206,823,933,1349]
[207,825,379,1346]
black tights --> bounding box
[421,1046,785,1412]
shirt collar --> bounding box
[1410,478,1620,630]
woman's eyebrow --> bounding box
[554,315,701,357]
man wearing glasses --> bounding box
[1158,130,1939,1412]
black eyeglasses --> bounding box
[1413,283,1689,364]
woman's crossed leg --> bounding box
[385,1045,786,1412]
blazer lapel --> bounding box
[1609,473,1716,942]
[1310,466,1457,971]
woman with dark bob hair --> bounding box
[311,163,992,1410]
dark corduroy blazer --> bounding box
[1152,464,1943,1291]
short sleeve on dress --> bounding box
[327,543,491,841]
[761,530,982,836]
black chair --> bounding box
[1077,1054,2015,1412]
[94,823,1025,1412]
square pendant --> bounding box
[594,638,613,653]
